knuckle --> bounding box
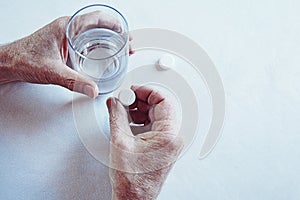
[56,16,69,25]
[51,16,70,32]
[63,78,76,91]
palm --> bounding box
[107,85,183,199]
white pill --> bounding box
[118,89,136,106]
[157,54,175,70]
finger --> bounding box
[128,98,138,109]
[78,11,121,32]
[148,101,180,132]
[148,98,175,121]
[130,124,151,135]
[129,34,134,55]
[131,85,164,106]
[136,100,151,113]
[129,110,149,124]
[55,64,99,98]
[106,98,133,144]
[97,15,121,32]
[129,100,150,112]
[129,45,135,55]
[131,85,180,132]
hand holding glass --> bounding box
[66,4,129,95]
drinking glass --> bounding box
[66,4,129,94]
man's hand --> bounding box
[0,12,133,98]
[107,85,183,200]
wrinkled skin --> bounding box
[0,12,182,200]
[0,11,133,98]
[107,85,183,200]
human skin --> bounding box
[0,12,183,200]
[107,85,183,200]
[0,11,134,98]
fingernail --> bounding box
[115,24,122,33]
[94,85,99,96]
[130,85,139,91]
[129,50,135,55]
[83,85,96,98]
[106,97,116,110]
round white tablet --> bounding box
[118,89,136,106]
[157,54,175,70]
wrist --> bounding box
[112,187,157,200]
[0,41,26,83]
[0,43,14,66]
[0,44,14,83]
[110,170,169,200]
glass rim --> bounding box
[66,4,129,61]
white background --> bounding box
[1,0,300,199]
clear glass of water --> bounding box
[66,4,129,94]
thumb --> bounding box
[106,97,133,145]
[56,65,99,98]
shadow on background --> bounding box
[0,82,111,200]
